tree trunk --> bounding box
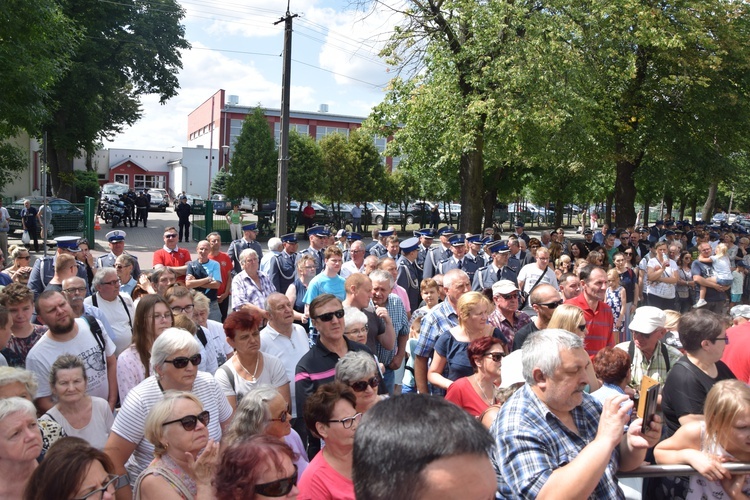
[690,198,698,224]
[702,182,718,222]
[664,192,674,220]
[459,139,484,234]
[605,192,614,228]
[483,189,496,232]
[614,152,641,229]
[554,197,564,227]
[678,198,687,221]
[643,196,651,228]
[47,145,76,200]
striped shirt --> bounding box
[413,300,459,358]
[231,270,276,311]
[110,372,233,484]
[375,294,409,366]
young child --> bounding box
[655,379,750,498]
[400,313,424,394]
[605,268,626,342]
[731,262,747,308]
[695,242,733,308]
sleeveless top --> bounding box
[686,422,750,499]
[134,454,196,500]
[293,278,307,313]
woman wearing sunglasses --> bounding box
[298,383,359,500]
[445,336,505,417]
[105,328,233,497]
[215,434,299,500]
[335,351,383,414]
[24,436,118,500]
[224,385,308,476]
[547,304,601,391]
[134,391,219,500]
[3,245,33,282]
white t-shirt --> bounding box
[0,354,7,367]
[27,317,115,400]
[111,372,232,484]
[204,321,233,365]
[214,353,288,404]
[41,396,114,450]
[647,257,678,299]
[260,324,310,417]
[517,265,558,294]
[340,260,364,279]
[84,292,134,356]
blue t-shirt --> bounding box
[303,274,346,303]
[434,328,505,382]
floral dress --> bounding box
[0,325,47,368]
[605,285,623,332]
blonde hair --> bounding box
[557,255,571,269]
[704,380,750,451]
[144,391,204,457]
[456,291,492,325]
[664,310,681,331]
[547,304,586,336]
[715,243,728,258]
[606,268,620,286]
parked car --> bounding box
[148,188,171,206]
[712,212,728,223]
[492,202,509,224]
[370,202,403,225]
[148,192,169,212]
[7,197,85,237]
[437,202,461,222]
[403,202,434,226]
[508,202,554,224]
[210,194,231,215]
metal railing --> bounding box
[618,462,750,478]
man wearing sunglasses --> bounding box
[489,280,531,348]
[28,236,90,300]
[513,284,563,351]
[153,227,192,284]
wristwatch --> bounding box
[115,473,130,490]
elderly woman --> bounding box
[590,347,632,407]
[547,304,601,392]
[134,391,220,499]
[298,382,359,500]
[335,351,382,414]
[24,436,117,500]
[445,336,505,417]
[216,309,290,410]
[215,434,300,500]
[116,254,138,296]
[428,292,504,391]
[0,283,47,368]
[286,254,317,325]
[0,366,64,459]
[223,385,308,475]
[104,328,233,495]
[343,307,369,345]
[0,398,43,498]
[117,294,174,401]
[191,293,232,369]
[232,248,276,313]
[40,355,114,449]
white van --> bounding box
[101,182,130,201]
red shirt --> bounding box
[565,293,614,356]
[445,376,490,418]
[303,206,315,219]
[208,251,233,295]
[153,247,192,282]
[721,322,750,383]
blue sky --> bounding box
[106,0,401,151]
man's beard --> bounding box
[47,315,76,335]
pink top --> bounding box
[117,345,147,403]
[393,285,410,314]
[297,451,354,500]
[445,376,490,418]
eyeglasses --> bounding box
[577,324,587,332]
[15,255,30,260]
[73,474,120,500]
[270,411,289,423]
[328,412,362,429]
[101,279,121,286]
[344,326,368,336]
[63,287,87,294]
[537,299,563,309]
[485,352,505,362]
[171,304,194,314]
[315,309,345,322]
[350,376,380,392]
[152,313,172,321]
[254,465,298,497]
[499,293,518,300]
[115,264,132,269]
[162,410,210,431]
[164,234,178,239]
[164,354,201,369]
[713,336,730,344]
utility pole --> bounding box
[274,1,297,237]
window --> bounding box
[114,174,128,185]
[273,123,310,145]
[134,175,166,191]
[316,126,349,141]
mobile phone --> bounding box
[641,383,660,434]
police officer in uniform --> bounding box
[228,223,264,275]
[438,234,480,282]
[423,226,454,279]
[269,233,298,294]
[298,225,329,274]
[396,237,421,313]
[472,241,518,291]
[28,236,89,300]
[414,228,434,279]
[96,230,141,281]
[513,221,530,245]
[369,229,392,258]
[582,229,601,254]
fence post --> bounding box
[204,200,213,235]
[84,196,96,245]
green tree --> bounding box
[288,130,324,203]
[226,108,277,207]
[0,143,28,193]
[44,0,189,200]
[211,169,231,196]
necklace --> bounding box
[237,353,261,381]
[473,375,495,404]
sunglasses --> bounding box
[16,255,30,260]
[577,324,587,332]
[350,376,380,392]
[328,412,362,429]
[115,264,132,269]
[315,309,345,322]
[270,410,290,423]
[164,234,178,239]
[162,410,210,431]
[624,252,633,255]
[164,354,201,369]
[485,352,505,362]
[538,299,563,309]
[500,293,518,300]
[255,465,298,497]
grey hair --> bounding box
[239,248,258,263]
[521,329,583,385]
[0,366,38,398]
[115,254,135,267]
[369,270,393,288]
[335,351,379,385]
[224,385,281,445]
[344,307,368,329]
[0,397,37,421]
[442,268,469,289]
[268,237,283,252]
[192,292,210,311]
[150,327,202,374]
[92,267,118,289]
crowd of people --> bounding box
[1,216,750,499]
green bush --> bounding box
[74,170,100,203]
